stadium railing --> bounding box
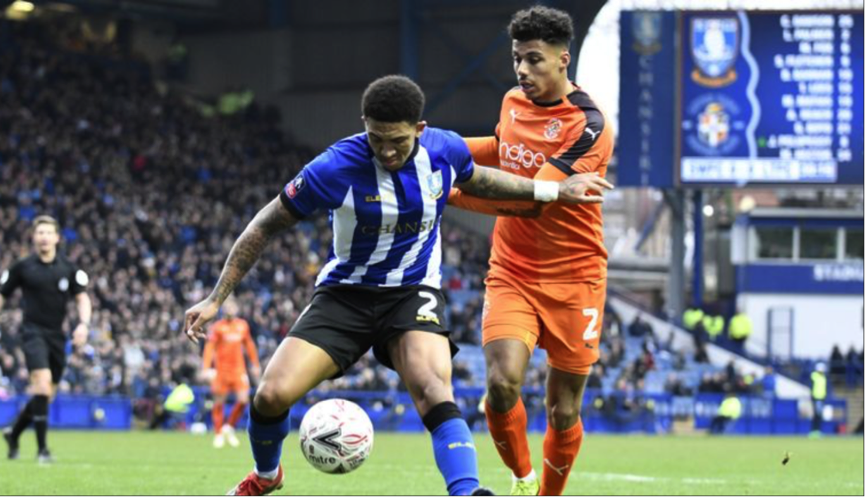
[0,388,847,435]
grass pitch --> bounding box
[0,431,861,495]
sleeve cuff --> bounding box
[279,190,307,220]
[460,165,475,184]
[548,158,577,177]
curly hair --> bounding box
[361,75,425,124]
[508,6,574,46]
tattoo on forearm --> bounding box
[211,200,294,304]
[460,167,536,201]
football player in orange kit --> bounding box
[202,297,261,448]
[448,6,614,495]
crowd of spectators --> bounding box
[829,344,864,387]
[0,21,501,414]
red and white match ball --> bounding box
[299,399,374,474]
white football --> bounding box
[299,399,374,474]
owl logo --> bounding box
[691,17,739,87]
[427,170,443,200]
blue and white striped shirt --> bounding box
[279,127,475,289]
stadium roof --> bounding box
[4,0,265,27]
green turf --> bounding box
[0,431,861,495]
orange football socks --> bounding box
[485,398,533,479]
[540,418,584,496]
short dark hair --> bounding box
[361,75,425,124]
[508,6,574,46]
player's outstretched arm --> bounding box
[184,196,298,343]
[456,166,614,205]
[448,188,543,218]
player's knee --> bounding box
[547,401,581,431]
[253,382,291,416]
[409,375,452,413]
[33,385,51,396]
[487,370,522,410]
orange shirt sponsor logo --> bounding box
[499,141,548,170]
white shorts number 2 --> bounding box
[582,308,599,341]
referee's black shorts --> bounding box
[21,322,67,384]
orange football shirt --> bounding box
[202,318,259,376]
[450,84,612,282]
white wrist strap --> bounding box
[533,180,559,202]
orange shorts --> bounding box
[211,371,249,396]
[482,275,606,375]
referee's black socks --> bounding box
[31,395,49,451]
[9,394,49,449]
[9,398,34,440]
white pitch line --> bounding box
[681,477,729,485]
[580,472,727,485]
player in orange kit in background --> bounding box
[202,297,261,448]
[448,6,614,496]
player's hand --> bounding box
[251,365,262,381]
[72,323,89,347]
[184,298,220,344]
[203,368,217,382]
[557,172,614,204]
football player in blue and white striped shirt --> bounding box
[183,75,612,496]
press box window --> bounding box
[754,227,793,260]
[844,229,863,260]
[799,228,837,260]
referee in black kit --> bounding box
[0,215,91,463]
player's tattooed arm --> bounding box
[210,196,298,304]
[456,166,536,200]
[185,196,297,343]
[448,186,544,218]
[455,166,613,205]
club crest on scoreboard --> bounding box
[691,17,739,88]
[682,93,744,157]
[697,102,730,148]
[632,12,663,55]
